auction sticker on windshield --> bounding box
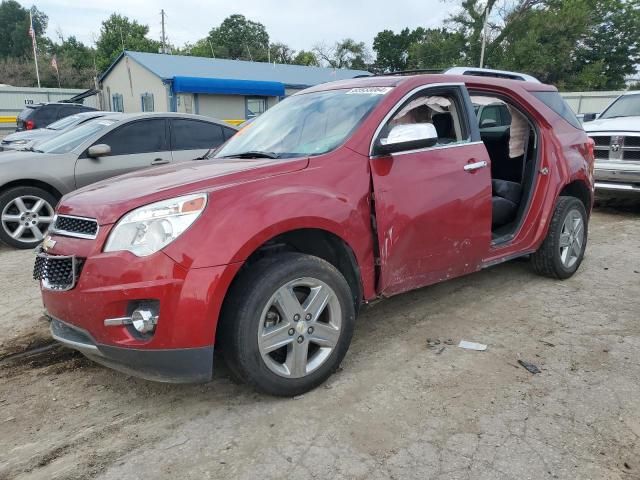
[346,87,393,95]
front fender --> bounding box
[162,153,377,297]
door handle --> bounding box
[151,158,170,165]
[463,160,488,172]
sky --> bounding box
[19,0,453,52]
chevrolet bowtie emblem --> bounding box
[42,236,56,251]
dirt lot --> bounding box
[1,202,639,480]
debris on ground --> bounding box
[458,340,487,351]
[518,360,542,374]
[435,346,445,355]
[539,340,555,347]
[426,338,441,348]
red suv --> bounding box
[36,72,594,396]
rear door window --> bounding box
[532,91,582,130]
[171,119,224,150]
[98,119,167,155]
[35,105,58,126]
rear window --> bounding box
[532,91,582,130]
[18,107,36,120]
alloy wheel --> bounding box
[1,195,54,244]
[257,277,342,378]
[559,208,584,269]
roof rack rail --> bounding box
[444,67,541,83]
[381,69,445,76]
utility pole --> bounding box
[160,9,167,54]
[479,3,490,68]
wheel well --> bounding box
[242,229,363,312]
[559,180,591,215]
[0,180,62,201]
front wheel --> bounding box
[531,196,588,279]
[0,186,57,249]
[219,252,356,396]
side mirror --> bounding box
[582,113,597,123]
[87,144,111,158]
[480,118,498,128]
[375,123,439,155]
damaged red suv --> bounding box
[35,71,594,396]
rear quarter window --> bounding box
[532,91,583,130]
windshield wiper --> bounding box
[220,150,279,159]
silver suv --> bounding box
[0,112,236,249]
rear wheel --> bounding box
[219,252,356,396]
[0,186,57,249]
[531,196,588,279]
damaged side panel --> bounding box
[368,142,493,297]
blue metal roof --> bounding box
[100,51,370,89]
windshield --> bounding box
[36,119,116,154]
[600,94,640,119]
[214,88,389,159]
[46,114,83,131]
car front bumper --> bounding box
[49,315,214,382]
[39,232,243,383]
[595,160,640,193]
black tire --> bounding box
[0,186,58,249]
[219,252,356,397]
[531,196,588,279]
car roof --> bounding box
[300,73,558,95]
[98,112,238,129]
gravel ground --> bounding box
[0,202,639,480]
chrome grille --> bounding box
[52,215,98,239]
[33,250,84,291]
[591,135,640,162]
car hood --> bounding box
[57,156,310,224]
[0,150,43,163]
[584,116,640,134]
[3,128,54,143]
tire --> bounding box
[0,186,57,249]
[531,196,588,279]
[219,252,356,396]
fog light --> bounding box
[131,309,157,334]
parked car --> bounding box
[16,102,97,131]
[0,112,236,248]
[36,72,594,396]
[1,111,109,152]
[583,91,640,193]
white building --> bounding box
[99,51,369,125]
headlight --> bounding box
[104,193,207,256]
[10,139,28,144]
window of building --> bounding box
[141,93,154,112]
[246,97,267,119]
[112,94,124,113]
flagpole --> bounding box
[30,10,41,88]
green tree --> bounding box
[206,14,269,61]
[292,50,319,66]
[373,28,416,72]
[54,36,95,71]
[314,39,370,69]
[269,42,295,63]
[0,1,47,59]
[95,14,160,72]
[573,0,640,90]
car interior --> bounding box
[471,94,538,242]
[382,91,538,243]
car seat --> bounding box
[432,113,456,144]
